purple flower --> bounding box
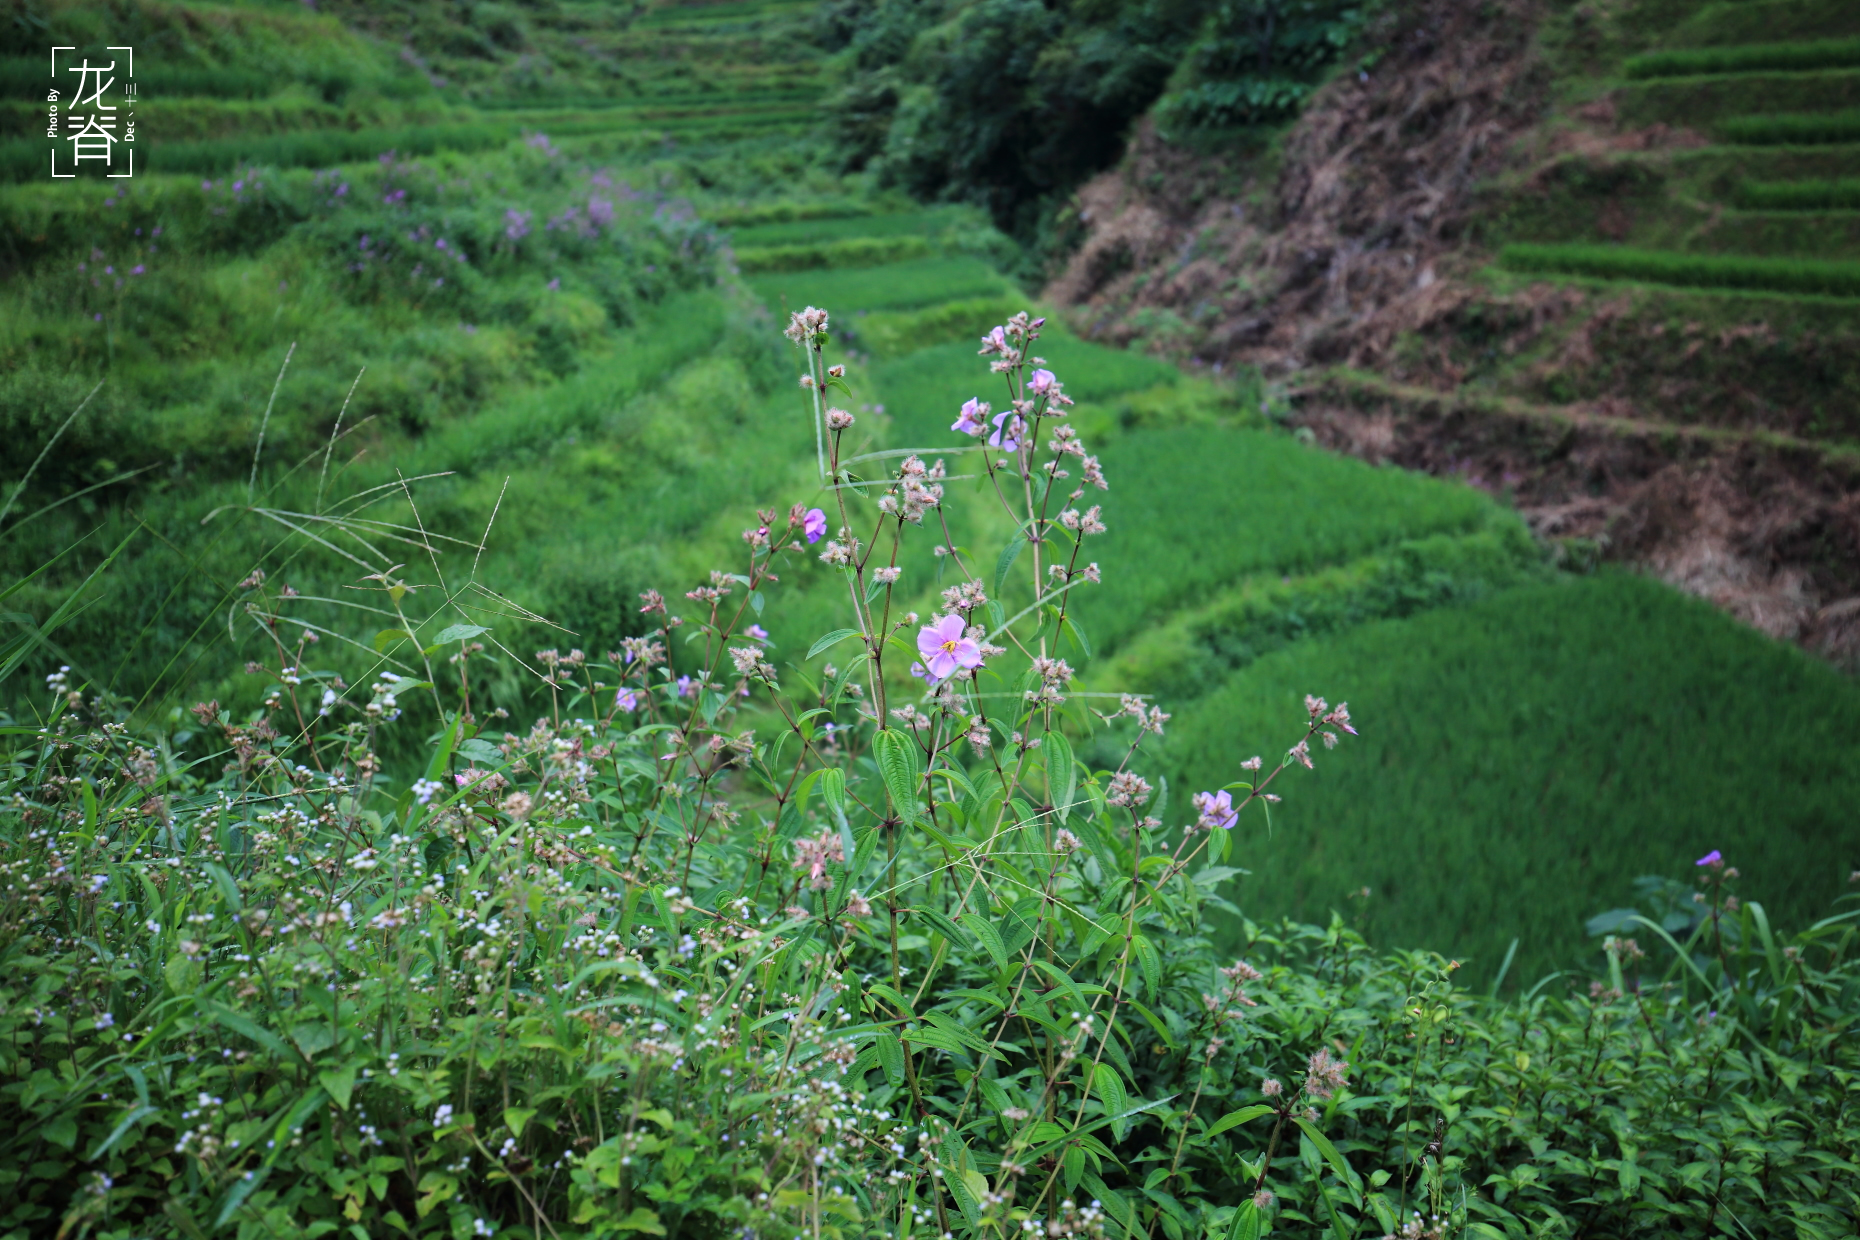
[952,397,989,436]
[546,277,560,291]
[1193,789,1238,830]
[917,614,983,681]
[989,410,1021,451]
[233,180,244,192]
[93,313,102,322]
[131,265,144,275]
[675,675,695,698]
[336,183,349,197]
[615,687,639,711]
[201,180,211,191]
[1028,368,1057,396]
[589,197,615,229]
[746,624,770,642]
[1696,850,1723,867]
[803,508,828,544]
[910,661,939,687]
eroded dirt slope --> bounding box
[1048,0,1860,663]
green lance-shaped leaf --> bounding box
[1227,1199,1263,1240]
[1292,1116,1362,1206]
[873,727,923,825]
[995,527,1029,597]
[1203,1104,1274,1140]
[817,766,848,824]
[807,627,862,661]
[1045,730,1078,823]
[1093,1062,1131,1141]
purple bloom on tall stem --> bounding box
[952,398,989,436]
[615,687,639,711]
[675,675,695,698]
[1696,849,1723,867]
[1193,789,1238,830]
[1028,368,1057,396]
[803,508,828,544]
[917,614,982,681]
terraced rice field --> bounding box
[1501,0,1860,300]
[7,0,1858,984]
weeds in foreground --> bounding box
[1,307,1855,1240]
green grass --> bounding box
[746,255,1017,313]
[727,205,987,247]
[1719,108,1860,145]
[1159,571,1860,984]
[1618,74,1860,129]
[1667,0,1860,48]
[870,331,1181,444]
[1072,427,1499,650]
[1499,242,1860,297]
[841,295,1029,358]
[1735,177,1860,210]
[1095,517,1547,704]
[1625,37,1860,79]
[735,235,933,273]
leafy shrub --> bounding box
[1624,36,1860,79]
[822,0,1216,246]
[1154,0,1377,133]
[1499,242,1860,297]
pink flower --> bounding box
[803,508,828,544]
[1028,368,1057,396]
[952,397,989,436]
[615,687,639,711]
[1193,789,1237,830]
[746,624,770,642]
[989,410,1021,451]
[980,325,1007,355]
[916,614,982,681]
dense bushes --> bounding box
[816,0,1374,255]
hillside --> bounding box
[1,0,1857,988]
[1049,0,1860,662]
